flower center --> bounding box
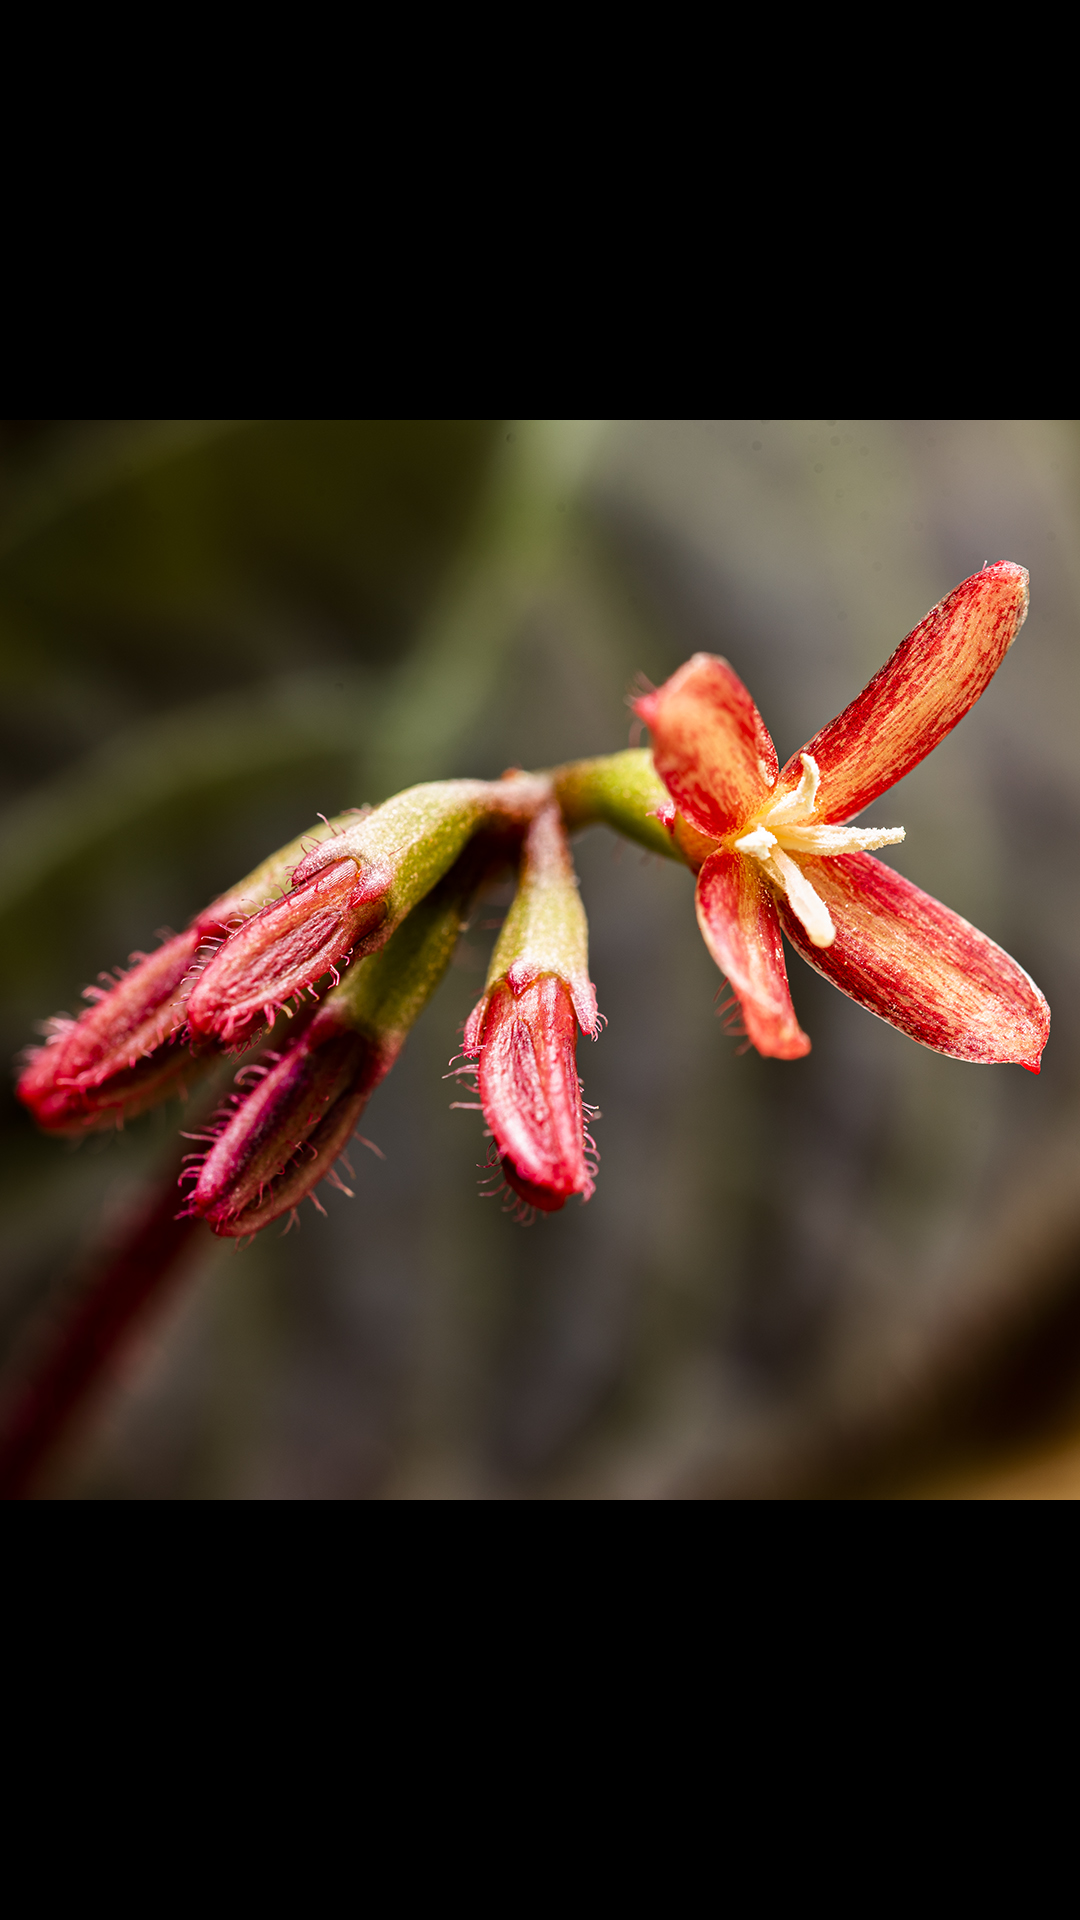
[732,754,905,949]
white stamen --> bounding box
[775,823,905,856]
[763,751,822,824]
[769,849,836,948]
[734,826,777,858]
[733,748,901,952]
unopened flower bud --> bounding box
[186,856,391,1050]
[463,804,600,1213]
[186,1017,392,1236]
[187,775,549,1051]
[186,846,492,1236]
[17,811,364,1135]
[17,929,208,1135]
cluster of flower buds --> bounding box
[18,768,609,1226]
[16,565,1052,1235]
[15,819,341,1134]
[183,846,500,1236]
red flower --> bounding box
[634,562,1050,1070]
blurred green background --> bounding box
[2,418,1079,1499]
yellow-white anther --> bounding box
[734,826,778,858]
[762,752,822,825]
[733,749,903,951]
[768,850,836,948]
[775,822,905,857]
[757,751,904,856]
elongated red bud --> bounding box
[185,857,391,1049]
[185,844,493,1235]
[473,976,595,1212]
[16,810,365,1136]
[463,804,600,1214]
[186,1012,396,1236]
[17,929,207,1134]
[187,777,550,1052]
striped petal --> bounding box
[696,850,811,1059]
[636,654,778,840]
[774,852,1049,1069]
[775,563,1029,823]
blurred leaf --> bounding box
[0,419,501,703]
[0,420,612,942]
[0,668,374,921]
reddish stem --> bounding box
[0,1173,210,1499]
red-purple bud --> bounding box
[185,778,549,1053]
[15,812,363,1136]
[185,857,391,1050]
[462,806,600,1214]
[470,976,595,1212]
[185,1005,396,1236]
[184,840,496,1235]
[17,928,207,1135]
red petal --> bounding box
[635,654,778,840]
[775,563,1029,822]
[775,851,1050,1069]
[696,850,811,1060]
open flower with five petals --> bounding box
[634,562,1050,1070]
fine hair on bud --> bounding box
[184,1010,397,1237]
[17,928,210,1134]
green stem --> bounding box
[552,748,686,862]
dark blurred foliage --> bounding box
[3,419,1080,1498]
